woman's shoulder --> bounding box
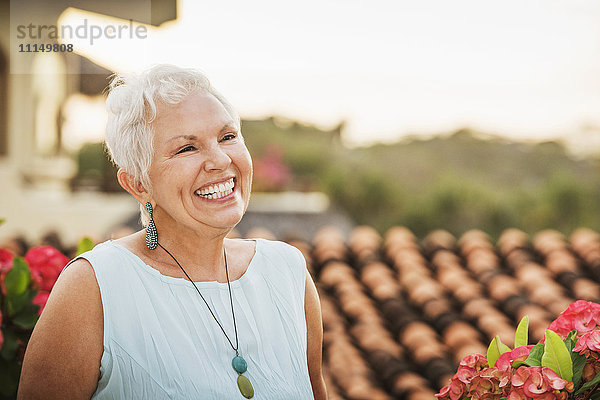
[247,238,304,261]
[19,254,104,398]
[71,232,144,268]
[245,238,307,282]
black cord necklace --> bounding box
[157,242,254,399]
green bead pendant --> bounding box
[237,375,254,399]
[232,356,247,373]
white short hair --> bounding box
[104,64,240,226]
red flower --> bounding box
[24,246,69,292]
[0,247,13,271]
[32,291,50,315]
[0,247,15,296]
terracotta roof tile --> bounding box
[283,226,600,397]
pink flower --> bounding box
[456,353,488,385]
[436,377,467,400]
[469,367,508,399]
[496,345,534,371]
[437,353,491,399]
[0,247,15,296]
[548,300,600,337]
[0,247,13,271]
[510,366,567,397]
[461,353,489,370]
[507,387,557,400]
[25,246,69,292]
[32,291,50,315]
[573,330,600,354]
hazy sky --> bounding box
[60,0,600,147]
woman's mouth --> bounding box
[194,178,235,199]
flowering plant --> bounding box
[0,218,93,398]
[436,301,600,400]
[0,245,70,397]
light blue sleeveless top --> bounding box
[68,238,314,399]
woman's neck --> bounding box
[145,216,231,281]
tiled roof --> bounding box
[277,226,600,399]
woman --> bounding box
[18,65,327,400]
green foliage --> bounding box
[541,330,573,381]
[572,349,587,389]
[514,343,544,368]
[0,356,20,397]
[86,118,600,236]
[5,258,30,298]
[76,237,95,256]
[487,336,511,368]
[0,255,42,399]
[242,121,600,236]
[514,316,529,348]
[575,371,600,395]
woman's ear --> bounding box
[117,169,149,204]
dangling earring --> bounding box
[145,202,158,250]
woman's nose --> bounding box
[203,145,232,171]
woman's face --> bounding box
[148,90,252,233]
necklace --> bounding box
[157,242,254,399]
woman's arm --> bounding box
[305,272,328,400]
[18,259,103,399]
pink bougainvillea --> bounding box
[24,246,69,292]
[32,291,50,316]
[0,247,13,271]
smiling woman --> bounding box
[17,65,327,400]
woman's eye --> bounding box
[221,133,237,141]
[176,145,195,154]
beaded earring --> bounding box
[145,202,158,250]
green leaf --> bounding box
[487,335,511,368]
[12,306,39,329]
[4,257,31,297]
[6,287,36,316]
[513,343,543,368]
[575,370,600,395]
[514,316,529,348]
[0,356,21,397]
[565,330,578,352]
[571,351,587,389]
[0,218,5,227]
[0,329,19,361]
[541,329,573,381]
[76,237,94,256]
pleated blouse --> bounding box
[67,238,314,399]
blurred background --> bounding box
[1,0,600,398]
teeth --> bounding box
[195,178,235,198]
